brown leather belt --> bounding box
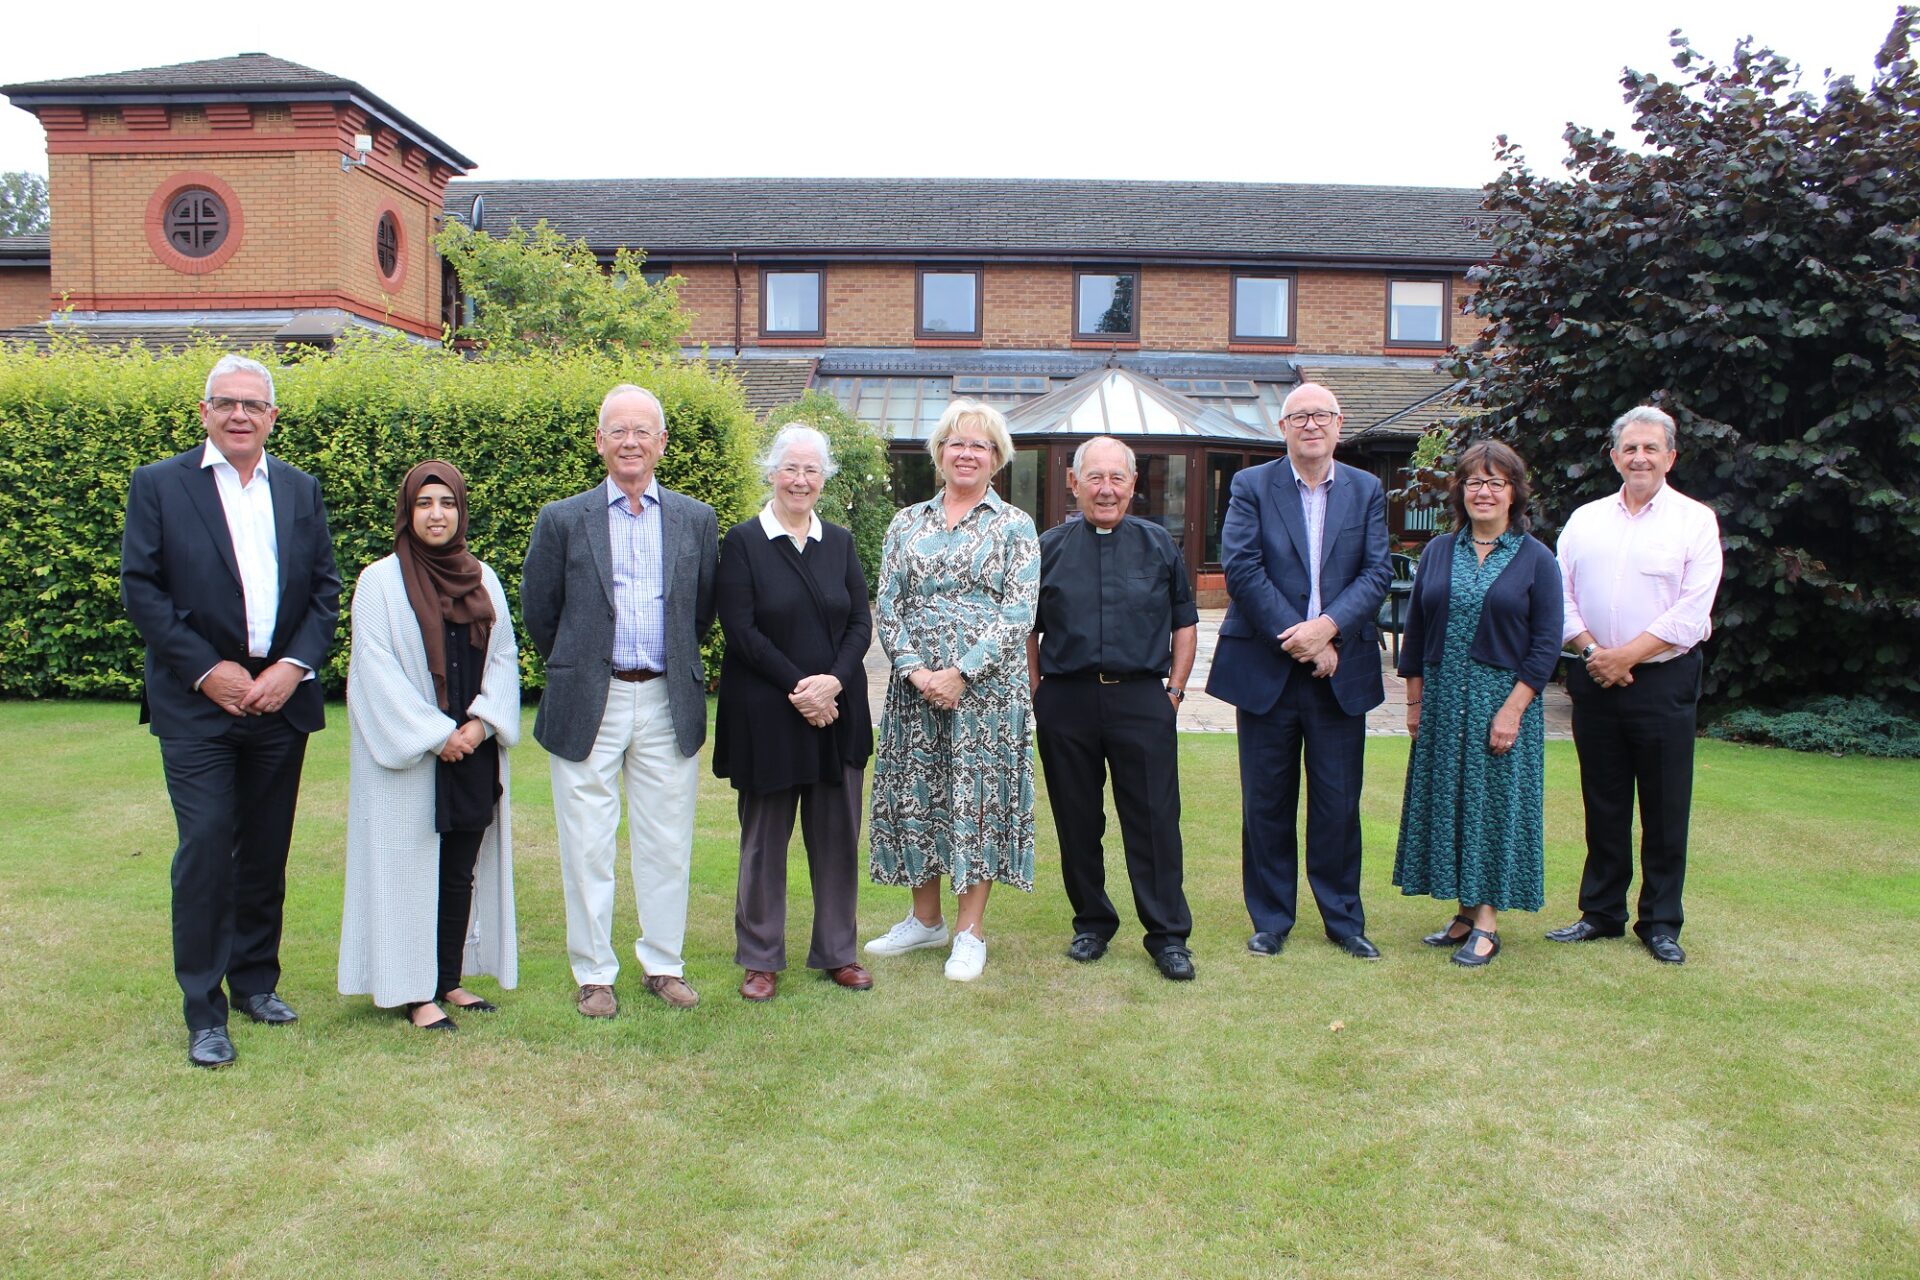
[614,668,663,682]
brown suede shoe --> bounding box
[740,970,777,1002]
[577,983,617,1018]
[827,963,873,990]
[644,974,700,1009]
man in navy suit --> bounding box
[1206,382,1390,959]
[121,354,340,1067]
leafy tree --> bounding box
[434,218,689,358]
[0,171,49,236]
[759,392,893,593]
[1445,10,1920,709]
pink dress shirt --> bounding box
[1556,482,1723,663]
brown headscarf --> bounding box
[394,460,494,711]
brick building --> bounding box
[3,53,1487,591]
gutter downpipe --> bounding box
[731,250,743,353]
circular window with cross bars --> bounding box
[376,211,400,278]
[163,188,228,258]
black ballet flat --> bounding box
[1451,928,1501,968]
[1423,914,1474,947]
[445,995,499,1013]
[404,1002,458,1031]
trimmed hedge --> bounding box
[0,332,759,698]
[1706,697,1920,759]
[757,392,893,595]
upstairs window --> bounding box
[917,267,981,339]
[164,188,228,258]
[1231,272,1294,343]
[762,268,824,337]
[1075,269,1138,341]
[1388,279,1449,346]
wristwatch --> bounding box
[1166,686,1186,702]
[1580,644,1598,663]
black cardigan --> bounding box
[711,517,874,793]
[1397,532,1564,692]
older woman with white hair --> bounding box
[712,423,875,1001]
[865,398,1040,982]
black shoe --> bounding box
[1423,914,1474,947]
[445,995,499,1013]
[1066,932,1109,963]
[1544,919,1625,943]
[405,1002,458,1031]
[187,1026,236,1069]
[1154,946,1196,981]
[236,992,298,1024]
[1247,931,1287,956]
[1451,928,1501,968]
[1334,933,1381,960]
[1642,933,1686,965]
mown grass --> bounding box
[0,702,1914,1279]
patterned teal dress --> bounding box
[869,488,1040,892]
[1393,531,1546,911]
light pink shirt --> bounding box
[1557,482,1723,662]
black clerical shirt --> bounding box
[1034,515,1198,678]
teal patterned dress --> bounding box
[1393,531,1546,911]
[869,488,1040,892]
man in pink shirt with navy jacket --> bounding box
[1547,405,1723,965]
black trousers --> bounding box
[159,713,308,1031]
[1035,677,1191,955]
[1235,669,1368,940]
[1566,650,1701,939]
[435,828,486,999]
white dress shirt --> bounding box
[202,439,281,658]
[756,501,822,552]
[1557,481,1723,662]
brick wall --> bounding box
[0,269,50,327]
[984,263,1071,348]
[1140,264,1228,350]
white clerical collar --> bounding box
[758,501,822,544]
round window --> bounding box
[164,188,229,258]
[376,211,400,278]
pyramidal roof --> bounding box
[1003,368,1279,442]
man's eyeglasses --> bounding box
[601,425,663,443]
[206,397,272,416]
[1463,477,1511,493]
[1281,410,1338,428]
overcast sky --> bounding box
[0,1,1905,191]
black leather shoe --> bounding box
[1642,933,1687,965]
[405,1002,457,1031]
[1066,932,1109,963]
[236,992,298,1024]
[187,1026,236,1069]
[1247,931,1286,956]
[1334,933,1381,960]
[1544,919,1625,943]
[446,995,499,1013]
[1451,928,1500,968]
[1423,914,1474,947]
[1154,946,1196,981]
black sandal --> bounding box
[1422,914,1474,947]
[1451,928,1501,968]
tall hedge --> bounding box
[758,392,894,594]
[0,332,759,698]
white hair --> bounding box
[1609,405,1676,451]
[598,383,665,431]
[760,423,838,481]
[204,354,276,405]
[1071,435,1135,476]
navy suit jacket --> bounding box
[1206,458,1391,718]
[120,446,341,738]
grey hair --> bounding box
[1279,380,1341,417]
[598,383,665,431]
[761,423,838,481]
[204,354,276,405]
[1071,435,1136,476]
[1609,405,1676,451]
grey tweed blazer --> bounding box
[521,480,718,762]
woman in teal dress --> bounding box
[1394,440,1563,967]
[865,399,1039,983]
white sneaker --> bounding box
[944,929,987,981]
[865,911,948,956]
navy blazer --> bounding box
[120,447,340,738]
[1206,458,1391,717]
[1397,533,1563,692]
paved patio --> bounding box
[862,608,1574,739]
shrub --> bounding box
[756,393,893,594]
[1707,696,1920,758]
[0,331,758,698]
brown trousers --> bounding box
[734,765,864,971]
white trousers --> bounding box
[551,676,698,984]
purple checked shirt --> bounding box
[606,476,667,672]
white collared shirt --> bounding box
[1558,482,1723,661]
[757,501,823,553]
[201,439,280,658]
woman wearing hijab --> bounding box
[339,461,521,1029]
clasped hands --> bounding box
[439,718,487,762]
[1278,616,1340,679]
[909,665,966,712]
[1583,646,1636,688]
[201,658,304,717]
[790,674,844,728]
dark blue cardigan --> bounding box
[1397,533,1564,692]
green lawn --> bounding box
[1,702,1915,1279]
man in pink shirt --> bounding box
[1547,405,1723,964]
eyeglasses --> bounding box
[1281,410,1339,428]
[601,425,662,443]
[206,397,272,416]
[776,464,824,480]
[1463,477,1511,493]
[944,438,995,454]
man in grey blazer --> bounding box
[522,384,718,1016]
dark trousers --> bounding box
[734,765,863,971]
[159,713,309,1031]
[1567,651,1701,939]
[435,828,485,999]
[1035,676,1191,955]
[1237,669,1368,940]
